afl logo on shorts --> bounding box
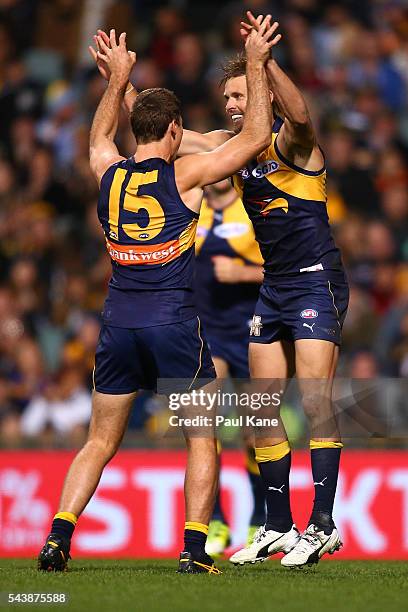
[300,309,318,319]
[138,233,149,239]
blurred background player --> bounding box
[37,22,276,575]
[195,179,265,556]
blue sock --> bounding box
[309,444,342,534]
[184,522,208,557]
[247,472,266,526]
[50,512,77,540]
[256,444,293,533]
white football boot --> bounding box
[229,524,300,565]
[281,523,342,568]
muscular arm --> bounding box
[265,59,323,170]
[89,79,125,183]
[179,129,233,155]
[89,30,136,183]
[91,30,232,155]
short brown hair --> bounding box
[220,53,246,86]
[130,88,182,144]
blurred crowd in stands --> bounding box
[0,0,407,447]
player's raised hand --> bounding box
[241,11,281,57]
[94,29,136,88]
[88,30,112,81]
[244,14,281,65]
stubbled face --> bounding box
[224,75,247,133]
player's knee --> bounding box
[302,392,325,421]
[86,436,119,462]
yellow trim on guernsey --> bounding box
[184,521,209,535]
[232,174,244,200]
[195,198,214,254]
[195,198,263,264]
[255,440,291,463]
[179,218,198,254]
[310,440,343,450]
[231,131,327,206]
[108,168,127,236]
[259,135,327,203]
[223,198,263,264]
[54,512,78,526]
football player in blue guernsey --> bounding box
[38,23,277,575]
[193,13,348,568]
[195,180,266,556]
[106,11,348,567]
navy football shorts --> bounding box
[205,328,250,378]
[249,270,349,346]
[94,316,216,395]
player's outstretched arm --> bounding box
[89,30,231,155]
[242,11,320,169]
[179,129,233,155]
[265,59,316,153]
[175,17,275,203]
[89,29,136,184]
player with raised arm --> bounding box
[92,11,348,568]
[37,22,275,575]
[225,13,349,568]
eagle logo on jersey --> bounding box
[248,197,289,216]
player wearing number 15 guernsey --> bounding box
[38,24,276,575]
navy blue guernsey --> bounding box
[232,118,343,281]
[195,198,263,336]
[97,157,199,328]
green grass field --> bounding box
[1,559,407,612]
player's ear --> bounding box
[169,120,178,140]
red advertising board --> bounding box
[0,450,407,559]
